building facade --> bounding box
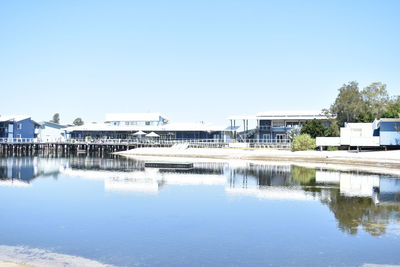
[67,113,225,141]
[228,111,330,142]
[0,116,39,140]
[37,121,67,142]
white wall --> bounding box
[38,126,66,142]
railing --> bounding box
[240,138,291,144]
[0,138,36,143]
[64,138,226,144]
[0,137,292,149]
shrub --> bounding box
[291,134,316,151]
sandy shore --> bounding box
[0,261,32,267]
[116,147,400,169]
[0,245,113,267]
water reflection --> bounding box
[1,155,400,238]
[0,157,63,186]
[313,169,400,236]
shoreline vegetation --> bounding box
[116,147,400,173]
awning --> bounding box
[146,132,160,137]
[133,130,146,136]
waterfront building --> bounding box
[66,113,225,140]
[227,110,330,142]
[37,121,67,143]
[316,118,400,149]
[0,115,40,140]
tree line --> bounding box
[292,81,399,151]
[50,113,84,126]
[300,81,399,138]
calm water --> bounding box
[1,155,400,267]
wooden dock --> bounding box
[145,162,194,169]
[0,137,291,156]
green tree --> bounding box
[73,118,84,126]
[359,82,390,121]
[51,113,60,124]
[382,96,400,118]
[325,120,340,137]
[321,109,340,137]
[330,81,364,126]
[300,119,326,138]
[291,134,316,151]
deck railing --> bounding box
[0,137,291,149]
[0,138,36,143]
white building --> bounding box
[37,121,67,143]
[227,110,330,141]
[67,113,225,140]
[316,121,381,148]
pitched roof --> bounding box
[0,115,31,122]
[39,121,67,129]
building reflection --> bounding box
[2,155,400,237]
[59,157,227,194]
[226,164,316,201]
[0,157,64,186]
[312,169,400,236]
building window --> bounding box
[16,134,22,138]
[272,121,285,128]
[276,134,286,142]
[17,124,22,130]
[263,134,271,142]
[145,121,150,125]
[286,121,300,128]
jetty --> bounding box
[144,162,194,169]
[0,138,291,155]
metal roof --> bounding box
[0,115,31,122]
[105,113,166,122]
[66,122,225,132]
[256,110,324,116]
[378,118,400,122]
[227,111,330,121]
[226,115,258,120]
[39,121,68,129]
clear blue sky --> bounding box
[1,0,399,125]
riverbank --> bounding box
[116,147,400,169]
